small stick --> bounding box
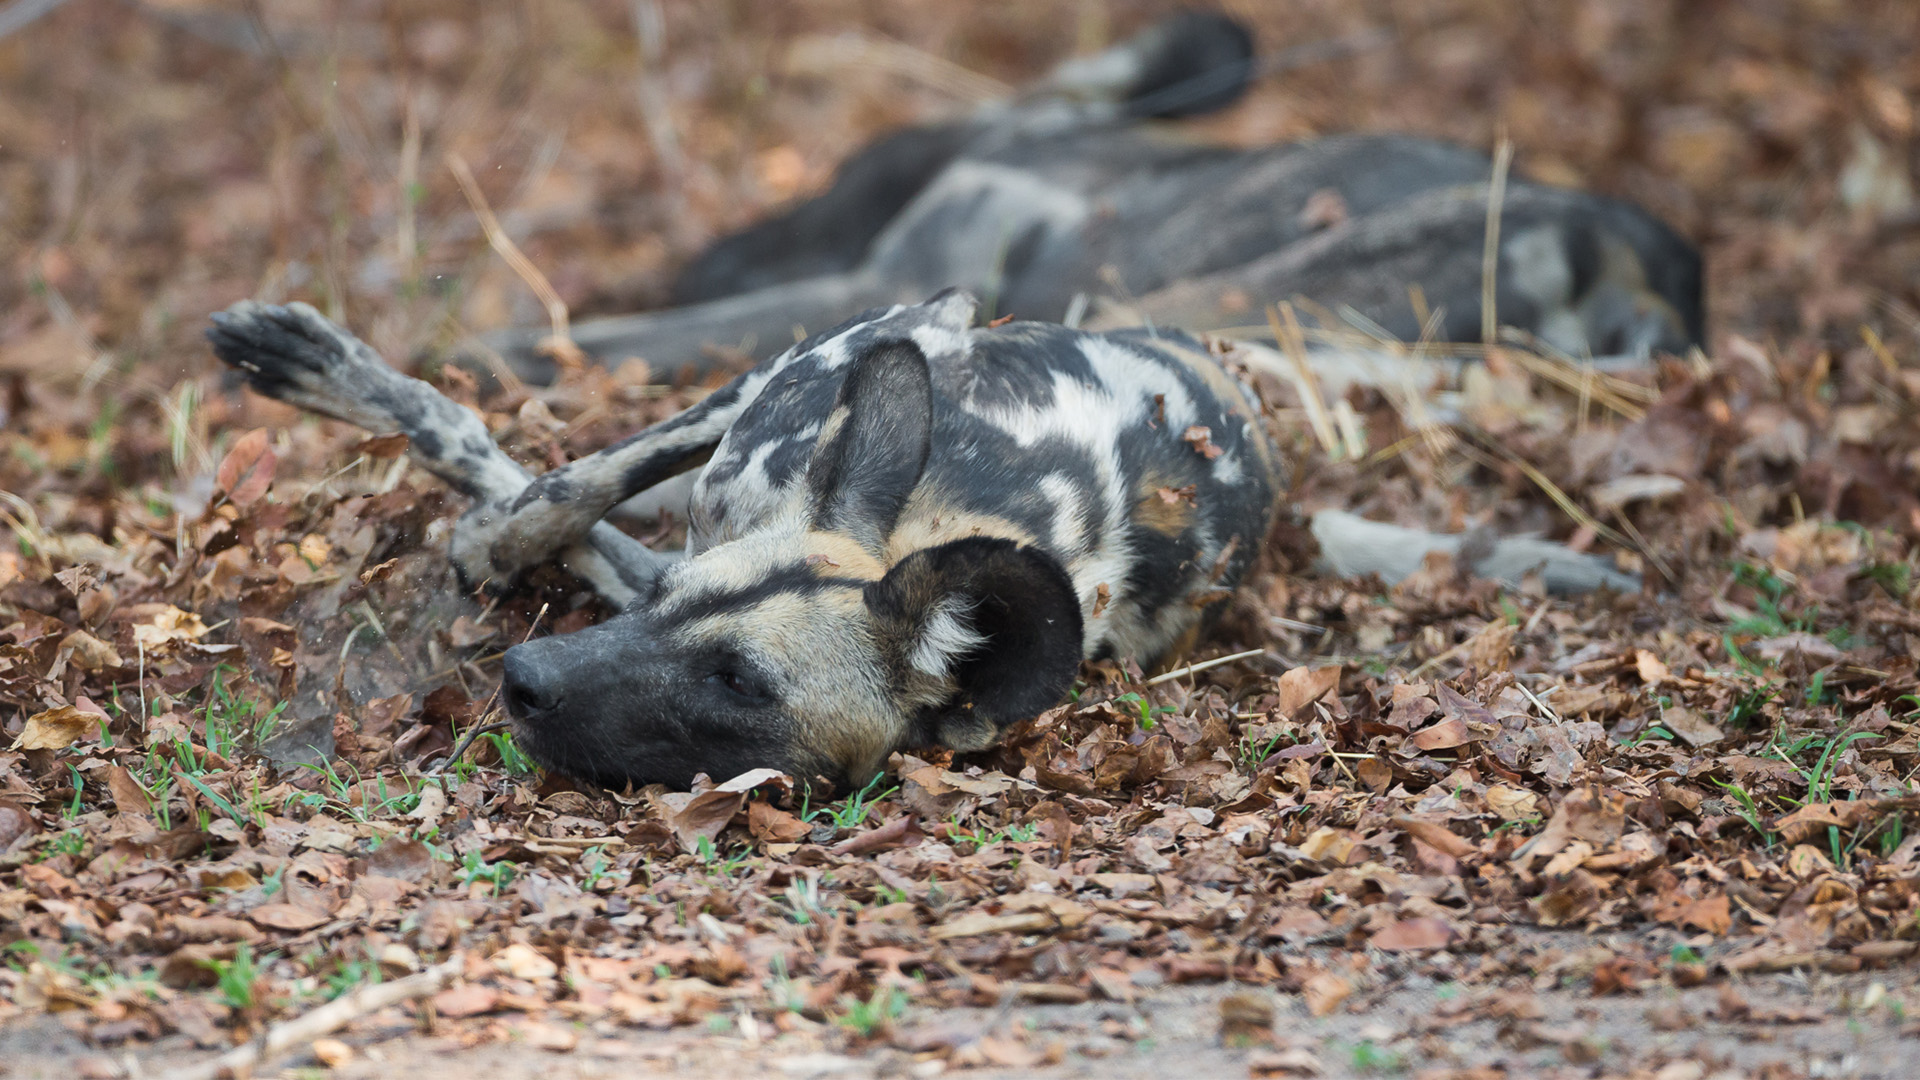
[1515,681,1560,724]
[1145,647,1269,686]
[157,955,463,1080]
[434,602,547,773]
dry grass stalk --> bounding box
[1480,135,1514,346]
[1268,303,1343,458]
[447,152,573,353]
[784,32,1011,103]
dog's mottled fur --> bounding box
[212,290,1316,788]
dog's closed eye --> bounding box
[708,668,771,703]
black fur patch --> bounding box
[805,338,934,550]
[867,537,1083,745]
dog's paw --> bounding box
[449,501,517,597]
[206,301,393,423]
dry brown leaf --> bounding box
[1392,817,1474,859]
[1275,664,1342,717]
[13,706,97,750]
[1633,649,1670,685]
[492,942,559,980]
[1181,425,1224,459]
[1409,715,1473,751]
[1485,785,1540,821]
[132,606,210,652]
[747,800,810,844]
[215,428,276,506]
[103,765,151,817]
[1302,971,1351,1017]
[247,903,331,932]
[1369,917,1458,952]
[433,983,500,1018]
[57,630,121,671]
[1298,826,1356,864]
[1659,705,1724,747]
[353,432,410,459]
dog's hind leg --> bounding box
[207,301,669,605]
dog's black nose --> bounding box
[502,645,563,718]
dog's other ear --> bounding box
[866,538,1083,752]
[806,338,933,553]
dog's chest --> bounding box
[687,320,1278,662]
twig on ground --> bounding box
[157,955,464,1080]
[1145,647,1269,686]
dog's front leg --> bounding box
[459,377,751,584]
[207,301,667,605]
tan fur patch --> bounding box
[800,530,887,581]
[672,586,904,784]
[1132,472,1196,538]
[885,491,1035,564]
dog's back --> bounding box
[686,290,1280,667]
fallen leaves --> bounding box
[1368,917,1458,952]
[214,428,277,508]
[130,606,211,652]
[656,768,792,853]
[12,705,98,750]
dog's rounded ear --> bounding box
[805,338,932,554]
[865,538,1083,752]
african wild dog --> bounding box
[477,12,1702,384]
[208,290,1632,791]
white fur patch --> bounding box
[910,598,986,681]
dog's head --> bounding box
[501,336,1084,791]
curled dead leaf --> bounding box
[1301,971,1351,1017]
[132,606,210,652]
[1369,916,1458,952]
[352,432,410,459]
[214,428,276,507]
[656,767,792,854]
[1409,715,1473,751]
[13,705,97,750]
[57,630,122,672]
[247,902,331,932]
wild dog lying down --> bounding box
[480,13,1702,383]
[208,291,1633,791]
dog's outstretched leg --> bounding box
[207,301,670,605]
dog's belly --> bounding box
[684,307,1279,666]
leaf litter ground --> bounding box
[5,2,1920,1078]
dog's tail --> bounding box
[1308,509,1640,596]
[1033,12,1256,119]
